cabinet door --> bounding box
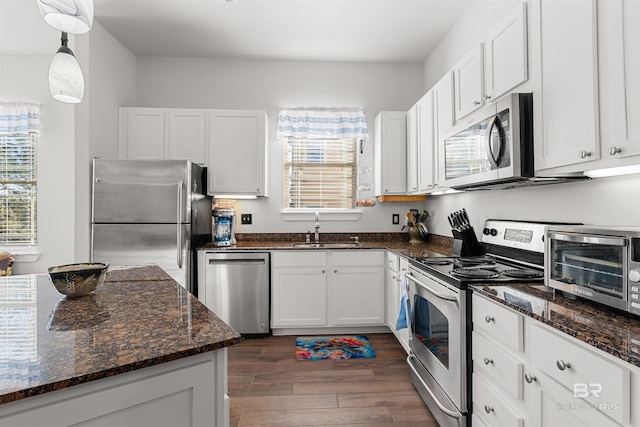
[386,266,399,332]
[330,266,385,326]
[406,104,419,194]
[271,267,327,327]
[374,111,407,196]
[534,0,599,170]
[484,2,528,102]
[209,110,267,196]
[598,0,640,161]
[529,372,621,427]
[123,108,166,160]
[454,44,484,121]
[433,72,454,188]
[416,91,435,193]
[167,110,206,164]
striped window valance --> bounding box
[0,102,40,136]
[277,107,368,140]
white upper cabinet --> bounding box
[208,110,268,197]
[119,108,206,164]
[598,0,640,163]
[374,111,407,196]
[433,72,455,190]
[453,2,529,123]
[406,104,419,194]
[416,91,436,193]
[483,2,528,102]
[167,110,206,164]
[453,44,485,121]
[120,108,166,160]
[533,0,600,171]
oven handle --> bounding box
[406,272,458,303]
[407,354,463,419]
[547,232,627,247]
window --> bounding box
[284,138,357,209]
[0,134,37,246]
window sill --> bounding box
[1,247,40,263]
[281,209,362,222]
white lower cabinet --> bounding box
[0,351,229,427]
[385,251,410,353]
[472,292,639,427]
[271,250,385,331]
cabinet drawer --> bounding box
[386,251,399,272]
[271,251,327,267]
[472,294,524,351]
[331,250,384,266]
[530,323,629,425]
[473,331,523,399]
[473,375,524,427]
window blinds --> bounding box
[0,135,37,246]
[284,138,357,209]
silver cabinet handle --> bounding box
[556,360,571,371]
[407,355,463,419]
[579,150,592,159]
[485,315,494,323]
[483,357,493,365]
[176,180,184,269]
[484,95,491,101]
[609,146,622,156]
[484,405,494,414]
[524,373,537,383]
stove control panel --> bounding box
[480,220,547,253]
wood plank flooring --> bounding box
[228,333,439,427]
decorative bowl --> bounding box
[47,263,109,297]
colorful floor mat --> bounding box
[295,335,376,360]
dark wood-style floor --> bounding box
[228,333,439,427]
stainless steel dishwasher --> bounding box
[200,252,270,335]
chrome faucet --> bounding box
[314,211,320,243]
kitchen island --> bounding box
[0,265,241,427]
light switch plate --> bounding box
[241,214,252,225]
[392,214,400,225]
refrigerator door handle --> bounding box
[177,180,184,269]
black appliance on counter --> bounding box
[404,219,550,427]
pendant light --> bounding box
[49,32,84,104]
[37,0,94,34]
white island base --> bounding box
[0,349,228,427]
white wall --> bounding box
[422,0,640,237]
[136,57,426,233]
[74,22,137,261]
[0,55,77,273]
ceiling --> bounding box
[92,0,475,63]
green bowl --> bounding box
[47,263,109,297]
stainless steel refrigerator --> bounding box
[91,159,212,294]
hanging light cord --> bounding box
[57,32,74,55]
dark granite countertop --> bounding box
[471,283,640,368]
[197,232,454,258]
[0,265,241,405]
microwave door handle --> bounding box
[484,115,507,169]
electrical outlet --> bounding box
[241,214,252,225]
[392,214,400,225]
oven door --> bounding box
[546,232,628,310]
[406,266,466,427]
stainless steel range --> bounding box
[405,219,549,427]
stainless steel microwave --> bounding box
[441,93,534,190]
[545,225,640,316]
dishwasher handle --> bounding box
[208,258,267,265]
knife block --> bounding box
[451,227,483,257]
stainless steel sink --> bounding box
[292,242,361,249]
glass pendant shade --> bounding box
[37,0,94,34]
[49,48,85,103]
